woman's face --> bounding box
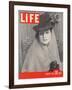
[39,30,52,45]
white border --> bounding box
[14,5,68,85]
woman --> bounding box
[21,12,62,72]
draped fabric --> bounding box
[21,30,62,72]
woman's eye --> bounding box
[39,32,43,35]
[46,31,49,34]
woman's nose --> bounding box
[43,33,46,38]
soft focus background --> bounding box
[0,0,72,90]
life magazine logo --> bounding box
[20,12,40,24]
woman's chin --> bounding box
[41,42,50,46]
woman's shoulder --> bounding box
[26,39,40,55]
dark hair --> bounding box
[35,28,52,40]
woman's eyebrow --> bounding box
[39,32,44,34]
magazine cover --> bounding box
[19,11,63,79]
[9,1,70,88]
